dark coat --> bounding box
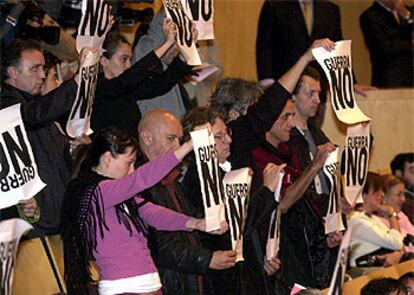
[91,52,192,139]
[360,1,414,87]
[285,124,339,290]
[181,156,278,295]
[142,171,213,295]
[0,80,76,232]
[256,0,343,81]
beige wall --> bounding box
[214,0,374,84]
[321,89,414,172]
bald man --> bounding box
[139,109,236,295]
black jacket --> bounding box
[256,0,343,81]
[181,156,278,295]
[285,123,338,290]
[91,52,192,139]
[360,1,414,87]
[142,172,213,295]
[0,80,76,232]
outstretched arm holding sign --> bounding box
[278,38,335,93]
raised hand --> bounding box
[305,38,336,62]
[263,163,286,192]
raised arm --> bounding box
[21,79,77,129]
[99,151,180,208]
[99,140,193,208]
[278,38,335,93]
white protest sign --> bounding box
[181,0,214,40]
[164,0,202,65]
[0,219,33,295]
[312,40,371,124]
[323,147,345,234]
[223,168,252,262]
[190,63,219,84]
[344,123,370,206]
[0,104,46,210]
[190,128,225,231]
[66,50,100,138]
[266,170,284,260]
[327,227,353,295]
[76,0,111,52]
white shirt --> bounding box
[99,272,162,295]
[348,211,404,267]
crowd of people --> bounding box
[0,0,413,295]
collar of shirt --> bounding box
[299,0,313,11]
[219,161,232,173]
[7,83,34,101]
[375,0,394,13]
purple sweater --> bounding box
[94,151,191,280]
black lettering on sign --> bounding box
[201,0,213,21]
[187,0,199,20]
[0,142,10,179]
[323,56,350,71]
[165,0,193,47]
[228,195,244,242]
[0,239,17,295]
[330,67,355,111]
[70,63,99,120]
[80,0,110,37]
[346,143,369,186]
[0,165,36,192]
[326,162,338,175]
[198,144,221,207]
[0,126,31,179]
[326,162,339,206]
[225,183,248,200]
[186,0,213,22]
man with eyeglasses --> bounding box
[138,108,237,295]
[0,38,78,234]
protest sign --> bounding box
[223,168,252,262]
[0,104,46,210]
[344,123,370,206]
[181,0,214,40]
[66,50,100,138]
[190,63,219,84]
[266,170,285,260]
[164,0,202,65]
[323,147,345,234]
[327,228,353,295]
[76,0,111,52]
[68,0,112,137]
[0,219,33,295]
[312,40,370,124]
[190,128,225,231]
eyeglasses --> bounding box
[214,128,232,142]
